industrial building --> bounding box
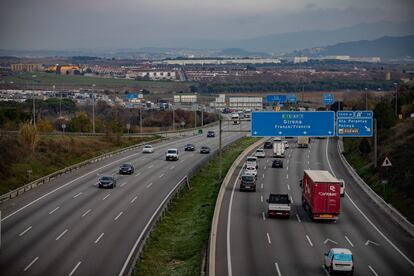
[11,64,43,72]
[228,97,263,110]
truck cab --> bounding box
[273,142,285,158]
[267,194,291,218]
[166,148,179,161]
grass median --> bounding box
[134,137,258,276]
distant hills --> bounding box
[215,48,270,57]
[293,35,414,59]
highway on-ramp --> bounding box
[213,138,414,276]
[0,121,248,276]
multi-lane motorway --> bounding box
[0,122,248,276]
[214,138,414,276]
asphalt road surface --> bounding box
[214,137,414,276]
[0,120,248,276]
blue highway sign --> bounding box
[251,111,335,137]
[336,110,373,137]
[288,95,297,104]
[266,95,287,103]
[323,93,334,105]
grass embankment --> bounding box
[135,137,257,276]
[343,119,414,223]
[0,134,159,195]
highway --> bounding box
[214,137,414,276]
[0,121,248,276]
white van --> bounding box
[273,142,285,158]
[324,248,354,275]
[231,113,240,125]
[246,156,258,169]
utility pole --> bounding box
[139,108,143,134]
[374,118,378,169]
[194,107,197,128]
[172,105,175,131]
[92,84,96,134]
[394,83,398,116]
[201,105,204,127]
[219,117,222,179]
[32,75,37,126]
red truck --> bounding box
[301,170,341,220]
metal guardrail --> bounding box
[337,138,414,237]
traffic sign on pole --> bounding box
[266,95,287,104]
[381,157,392,167]
[251,111,335,137]
[336,110,373,137]
[323,94,334,105]
[288,95,297,104]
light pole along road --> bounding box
[0,119,249,276]
[213,137,414,276]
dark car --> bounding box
[264,141,273,149]
[240,174,256,192]
[272,159,283,168]
[184,144,195,151]
[207,130,215,137]
[98,175,116,188]
[200,146,211,154]
[119,163,134,175]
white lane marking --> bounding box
[261,183,263,189]
[135,172,141,177]
[73,192,82,198]
[131,196,138,203]
[262,212,266,221]
[324,238,338,245]
[49,206,60,215]
[264,166,267,170]
[266,233,272,244]
[275,262,282,276]
[180,159,185,163]
[368,265,379,276]
[19,226,32,236]
[290,196,293,204]
[23,256,39,272]
[159,173,165,178]
[148,164,154,169]
[306,235,314,247]
[226,167,244,276]
[262,173,265,179]
[260,195,263,203]
[141,157,146,161]
[296,213,302,223]
[146,183,153,188]
[81,209,92,217]
[114,211,123,221]
[55,229,68,241]
[169,165,175,170]
[345,236,354,247]
[287,159,289,164]
[120,182,127,187]
[69,261,82,276]
[287,184,290,190]
[365,240,380,246]
[286,166,289,171]
[119,176,188,276]
[325,138,414,267]
[95,233,104,244]
[102,194,110,200]
[286,174,289,179]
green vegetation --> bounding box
[135,137,257,276]
[343,88,414,223]
[0,134,159,195]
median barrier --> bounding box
[337,138,414,237]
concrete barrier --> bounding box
[208,138,266,276]
[337,138,414,237]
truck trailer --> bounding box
[267,194,291,218]
[273,142,285,158]
[297,137,309,148]
[301,170,341,220]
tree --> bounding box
[374,102,395,130]
[37,119,54,133]
[359,138,371,156]
[19,123,38,152]
[67,112,92,132]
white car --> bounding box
[244,166,257,178]
[246,156,258,169]
[142,145,154,153]
[255,148,265,158]
[283,140,289,149]
[324,248,354,275]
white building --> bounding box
[174,94,197,104]
[126,70,177,80]
[156,58,281,65]
[229,97,263,110]
[293,57,309,64]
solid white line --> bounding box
[102,194,110,200]
[146,183,153,188]
[69,261,82,276]
[345,235,354,247]
[49,206,60,215]
[275,262,282,276]
[287,184,290,190]
[131,196,138,203]
[118,176,187,276]
[159,173,165,178]
[95,233,104,244]
[73,192,82,198]
[368,265,379,276]
[114,211,123,221]
[306,235,314,247]
[19,226,32,236]
[326,139,414,267]
[55,229,68,240]
[23,256,39,271]
[260,195,263,203]
[296,213,302,223]
[266,233,272,244]
[262,212,266,221]
[148,164,154,169]
[81,209,92,217]
[120,182,127,187]
[169,165,175,170]
[226,168,244,276]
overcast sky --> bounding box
[0,0,413,50]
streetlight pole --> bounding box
[172,104,175,131]
[394,83,398,117]
[32,75,37,126]
[365,88,368,110]
[139,108,143,134]
[92,84,96,133]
